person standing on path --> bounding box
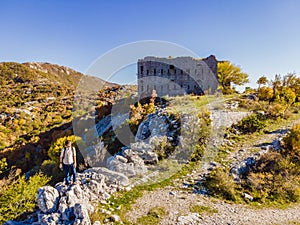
[59,140,77,185]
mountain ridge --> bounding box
[0,61,113,88]
[0,61,119,163]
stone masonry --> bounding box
[137,55,218,98]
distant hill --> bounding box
[0,62,110,88]
[0,61,116,151]
[0,61,137,178]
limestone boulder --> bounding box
[74,203,92,225]
[107,156,136,177]
[84,179,103,196]
[83,167,129,186]
[58,196,72,222]
[130,141,154,152]
[37,186,60,213]
[38,213,60,225]
[128,141,158,165]
[139,151,158,164]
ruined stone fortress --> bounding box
[137,55,218,98]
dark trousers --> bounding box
[63,163,76,184]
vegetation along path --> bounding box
[124,99,300,225]
[127,187,300,225]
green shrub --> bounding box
[243,151,300,203]
[282,122,300,161]
[0,158,8,174]
[284,183,300,202]
[236,114,266,133]
[190,144,205,161]
[204,168,238,201]
[190,204,218,215]
[0,173,50,223]
[41,160,64,184]
[128,101,155,135]
[189,109,211,161]
[136,207,167,225]
[41,159,57,175]
[48,135,82,163]
[266,103,285,118]
[253,151,283,173]
[52,115,63,125]
[258,87,273,101]
[151,136,171,160]
[278,87,296,106]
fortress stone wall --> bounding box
[137,55,219,98]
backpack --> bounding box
[62,147,76,163]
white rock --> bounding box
[58,196,70,221]
[110,214,121,222]
[84,167,129,186]
[177,213,202,225]
[38,213,60,225]
[37,186,60,213]
[243,192,254,201]
[74,203,91,225]
[93,221,101,225]
[116,155,128,163]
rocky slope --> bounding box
[3,95,300,224]
[0,62,108,88]
[5,167,129,225]
[124,101,300,225]
[0,61,119,178]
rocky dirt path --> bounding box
[124,100,300,225]
[225,115,300,170]
[200,99,250,172]
[127,186,300,225]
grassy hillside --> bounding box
[0,62,105,148]
[0,62,120,174]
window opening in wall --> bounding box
[169,65,175,75]
[140,66,143,73]
[154,69,156,75]
[161,69,163,74]
[147,70,149,75]
[181,70,183,75]
[188,85,190,90]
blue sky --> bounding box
[1,0,300,89]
